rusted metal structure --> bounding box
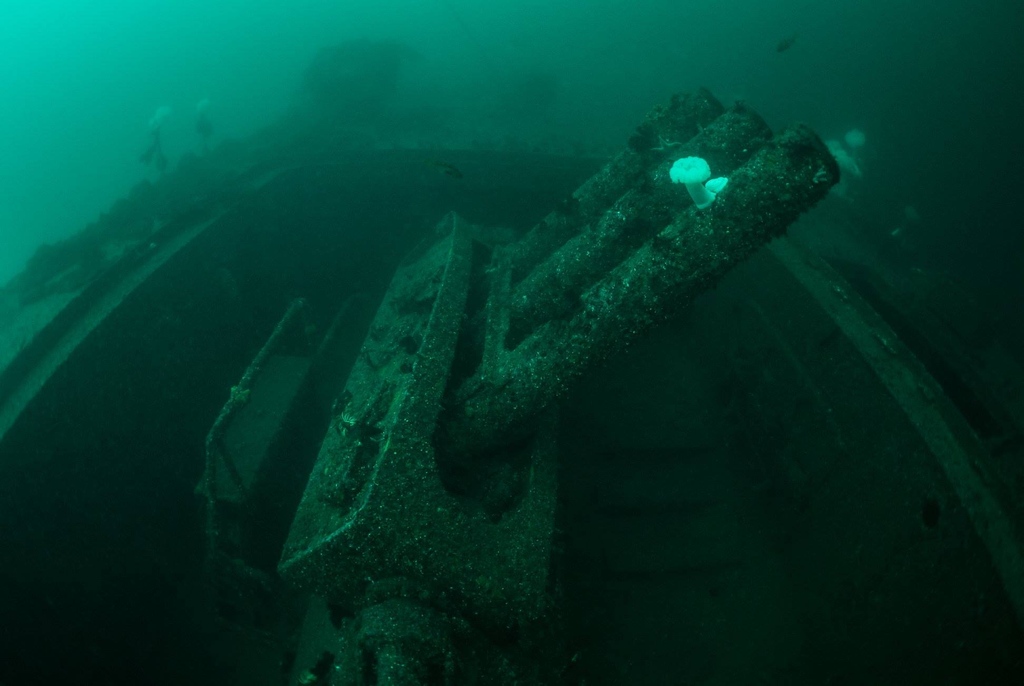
[1,88,1022,685]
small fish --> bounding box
[425,159,463,179]
[776,34,798,53]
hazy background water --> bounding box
[2,0,1022,303]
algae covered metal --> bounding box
[276,90,839,682]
